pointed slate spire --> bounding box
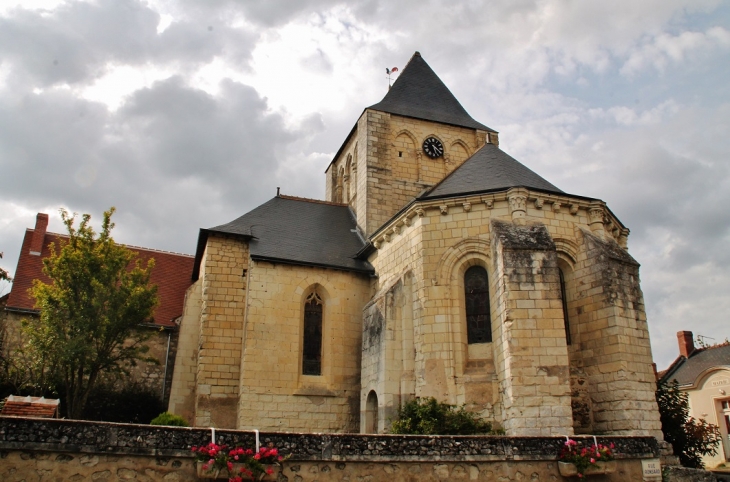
[420,144,563,199]
[368,52,495,132]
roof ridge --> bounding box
[691,340,730,356]
[278,194,348,207]
[31,230,193,258]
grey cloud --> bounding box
[173,0,343,27]
[0,0,256,87]
[0,75,308,257]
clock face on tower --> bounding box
[422,137,444,158]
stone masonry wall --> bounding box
[167,280,203,424]
[238,261,371,433]
[571,229,662,438]
[490,220,573,436]
[362,111,486,236]
[326,109,487,236]
[196,235,249,429]
[0,417,660,482]
[365,186,661,437]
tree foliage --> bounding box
[656,379,721,468]
[22,208,158,419]
[0,251,10,282]
[390,397,497,435]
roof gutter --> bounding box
[250,254,374,275]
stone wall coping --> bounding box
[0,416,659,462]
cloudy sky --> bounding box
[0,0,728,368]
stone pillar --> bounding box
[588,205,605,237]
[490,220,573,436]
[572,230,662,437]
[195,235,248,428]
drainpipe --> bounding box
[161,328,172,402]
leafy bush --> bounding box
[82,382,166,424]
[656,380,721,468]
[390,397,496,435]
[151,411,189,427]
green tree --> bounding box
[656,379,721,468]
[0,251,10,282]
[23,207,158,419]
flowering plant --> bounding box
[558,439,615,477]
[192,442,288,481]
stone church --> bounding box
[167,52,662,438]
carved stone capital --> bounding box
[618,230,629,249]
[588,207,605,236]
[509,195,527,224]
[509,195,527,213]
[589,208,604,224]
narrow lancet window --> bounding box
[302,292,323,375]
[559,269,571,345]
[465,266,491,343]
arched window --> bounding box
[464,265,491,344]
[559,268,571,345]
[302,292,323,375]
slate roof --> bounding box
[368,52,495,132]
[6,220,195,327]
[420,143,563,200]
[660,343,730,387]
[195,196,374,277]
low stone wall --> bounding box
[0,416,660,481]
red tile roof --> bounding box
[1,395,59,418]
[6,220,194,327]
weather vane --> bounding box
[386,67,399,88]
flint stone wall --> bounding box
[0,416,660,481]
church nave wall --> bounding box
[238,262,370,432]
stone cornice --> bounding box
[370,188,630,251]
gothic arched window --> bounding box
[559,268,571,345]
[302,292,323,375]
[464,266,491,344]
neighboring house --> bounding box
[168,52,662,438]
[660,331,730,468]
[2,213,195,404]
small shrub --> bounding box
[390,397,495,435]
[151,411,189,427]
